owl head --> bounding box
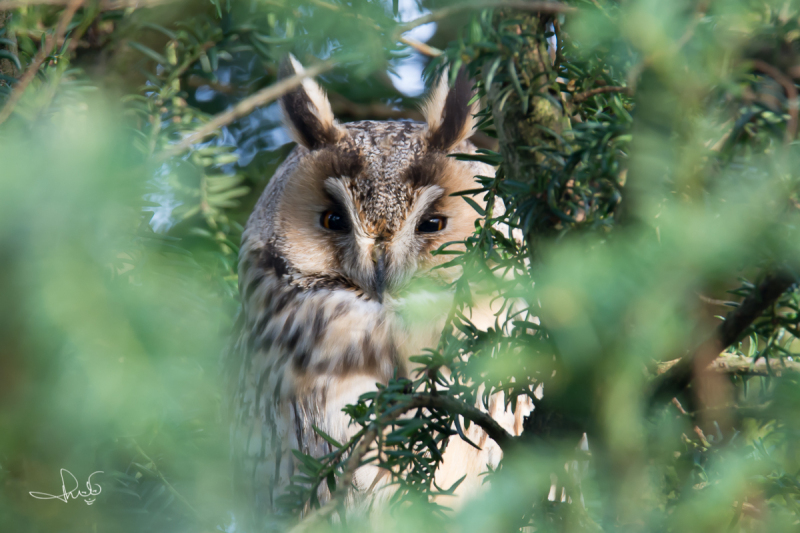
[241,56,492,305]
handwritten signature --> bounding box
[29,469,103,505]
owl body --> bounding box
[229,57,532,521]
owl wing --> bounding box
[228,275,338,517]
[228,261,399,520]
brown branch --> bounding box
[396,1,575,35]
[572,86,630,103]
[659,353,800,377]
[405,393,516,450]
[696,292,736,307]
[649,271,796,405]
[708,354,800,377]
[0,0,81,125]
[288,391,516,531]
[399,35,441,57]
[158,60,334,160]
[289,391,515,531]
[752,59,798,143]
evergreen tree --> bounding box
[0,1,799,532]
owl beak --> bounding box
[371,243,386,303]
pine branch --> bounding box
[649,271,797,405]
[287,391,516,531]
[572,86,631,103]
[659,354,800,377]
[0,0,175,8]
[405,393,516,450]
[0,0,81,125]
[130,439,201,519]
[287,428,379,533]
[157,60,334,160]
[399,35,441,57]
[752,60,798,143]
[396,1,575,35]
[708,354,800,376]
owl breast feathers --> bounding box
[228,56,533,520]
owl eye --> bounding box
[417,217,447,233]
[321,210,349,232]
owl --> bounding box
[228,56,533,523]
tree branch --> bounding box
[708,354,800,376]
[131,438,201,519]
[659,353,800,377]
[396,1,575,35]
[649,271,796,405]
[287,428,378,533]
[399,35,442,57]
[752,60,798,143]
[405,393,516,450]
[287,391,515,531]
[0,0,175,8]
[572,85,630,103]
[0,0,81,125]
[157,60,334,160]
[487,8,565,242]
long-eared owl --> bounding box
[229,55,533,520]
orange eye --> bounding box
[417,217,446,233]
[321,210,349,232]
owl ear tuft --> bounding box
[422,67,477,151]
[279,55,344,150]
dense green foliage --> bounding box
[1,1,799,532]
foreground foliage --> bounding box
[0,1,799,532]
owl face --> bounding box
[245,56,489,307]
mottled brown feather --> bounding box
[228,65,532,525]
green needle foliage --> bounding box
[0,1,799,532]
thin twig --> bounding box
[157,60,334,160]
[396,1,575,34]
[305,0,444,57]
[672,397,688,415]
[752,59,798,143]
[589,0,612,20]
[288,428,379,533]
[399,35,442,57]
[649,271,796,405]
[0,0,81,125]
[0,0,175,8]
[406,393,516,449]
[288,391,516,531]
[168,40,215,83]
[131,439,202,519]
[572,85,630,103]
[697,292,736,307]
